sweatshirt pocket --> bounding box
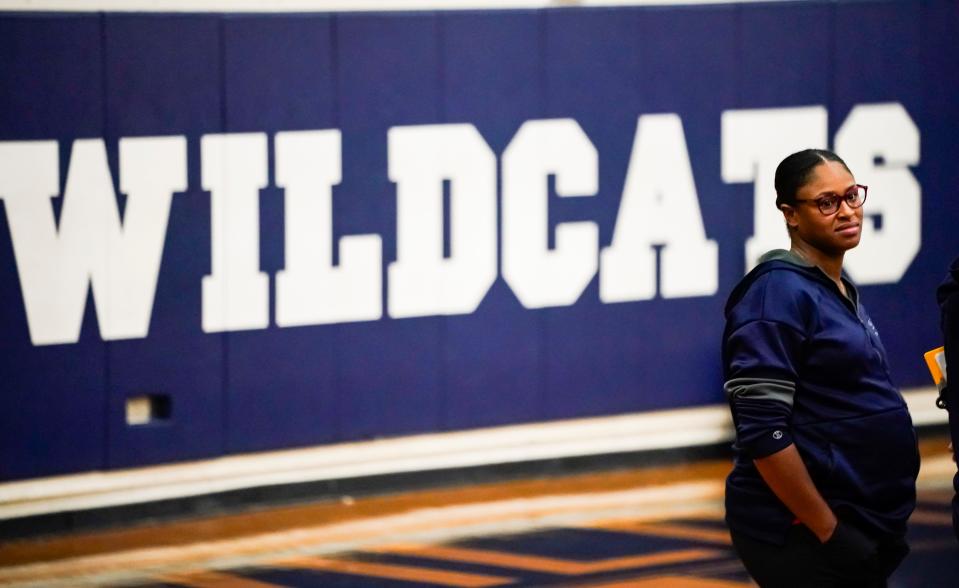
[799,407,919,513]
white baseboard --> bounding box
[0,387,945,521]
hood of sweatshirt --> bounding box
[724,249,854,318]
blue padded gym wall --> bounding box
[1,1,957,481]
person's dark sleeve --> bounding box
[724,274,808,460]
[938,260,959,540]
[943,286,959,451]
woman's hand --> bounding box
[823,520,877,559]
[753,443,838,542]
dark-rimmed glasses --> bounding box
[794,184,868,215]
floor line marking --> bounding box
[909,509,954,527]
[579,575,753,588]
[271,555,514,587]
[919,489,956,505]
[156,570,287,588]
[910,538,959,552]
[581,555,752,584]
[592,521,733,545]
[667,559,755,578]
[371,544,724,575]
[574,558,756,588]
[577,506,726,530]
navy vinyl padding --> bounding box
[0,2,958,481]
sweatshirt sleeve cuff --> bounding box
[749,428,794,459]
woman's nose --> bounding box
[836,198,856,217]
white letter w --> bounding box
[0,137,186,346]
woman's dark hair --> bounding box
[774,149,851,209]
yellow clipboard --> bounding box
[925,346,946,386]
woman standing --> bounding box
[937,256,959,542]
[723,149,919,587]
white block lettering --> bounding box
[502,119,599,308]
[837,103,921,284]
[0,137,186,345]
[721,106,828,271]
[387,124,497,317]
[275,129,382,325]
[601,114,718,301]
[201,133,269,332]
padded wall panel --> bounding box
[102,14,225,468]
[540,7,737,419]
[440,10,545,430]
[832,2,930,385]
[539,7,648,419]
[0,1,956,480]
[729,2,834,280]
[221,15,339,452]
[738,2,832,110]
[334,14,444,439]
[918,0,959,271]
[0,15,107,480]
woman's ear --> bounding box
[780,204,799,231]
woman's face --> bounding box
[782,160,863,254]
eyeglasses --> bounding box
[793,184,868,215]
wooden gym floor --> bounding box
[0,436,956,587]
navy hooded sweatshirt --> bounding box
[936,255,959,541]
[723,249,919,545]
